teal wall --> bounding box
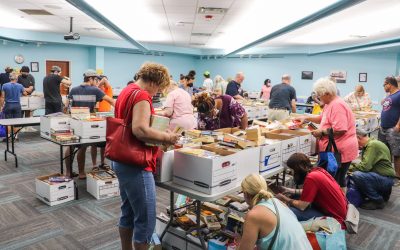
[103,48,196,87]
[195,53,397,106]
[0,41,397,108]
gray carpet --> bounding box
[0,130,399,249]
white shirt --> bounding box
[203,78,213,92]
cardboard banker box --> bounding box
[36,173,75,206]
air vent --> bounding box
[19,9,53,15]
[190,43,206,46]
[198,7,228,14]
[191,33,212,37]
[175,21,194,26]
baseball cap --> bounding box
[204,71,210,76]
[51,65,61,72]
[83,69,98,77]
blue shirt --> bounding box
[269,83,297,110]
[68,85,105,112]
[179,85,193,96]
[226,80,243,97]
[381,91,400,129]
[1,82,24,103]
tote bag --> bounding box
[0,111,6,138]
[317,128,341,177]
[105,90,154,167]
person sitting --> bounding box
[344,85,372,111]
[192,92,248,130]
[238,174,312,250]
[156,81,196,130]
[276,153,348,228]
[351,128,397,210]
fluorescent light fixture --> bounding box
[267,0,400,45]
[208,0,337,52]
[83,0,170,43]
[0,7,47,30]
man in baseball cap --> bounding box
[65,69,115,179]
[43,65,71,114]
[201,70,213,92]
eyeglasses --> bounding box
[383,82,389,87]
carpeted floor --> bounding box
[0,130,399,249]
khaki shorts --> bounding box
[268,109,289,121]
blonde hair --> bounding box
[313,77,337,97]
[9,72,18,80]
[355,84,365,94]
[241,174,274,207]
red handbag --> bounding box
[105,90,155,167]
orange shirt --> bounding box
[98,85,113,112]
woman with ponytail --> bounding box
[238,174,311,250]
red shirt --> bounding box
[301,167,347,228]
[114,83,159,172]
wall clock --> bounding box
[14,54,24,64]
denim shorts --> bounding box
[379,128,400,157]
[4,102,22,119]
[112,161,156,244]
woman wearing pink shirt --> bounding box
[297,77,358,192]
[157,81,197,130]
[260,79,272,101]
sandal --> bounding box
[98,163,111,171]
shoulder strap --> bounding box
[123,89,140,124]
[268,198,280,250]
[325,128,339,154]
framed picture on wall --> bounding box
[301,71,313,80]
[359,73,367,82]
[30,62,39,72]
[330,70,347,83]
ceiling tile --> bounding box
[163,0,197,7]
[198,0,234,8]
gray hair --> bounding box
[313,77,337,97]
[214,75,225,84]
[9,72,18,80]
[282,74,291,81]
[356,128,368,137]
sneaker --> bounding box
[360,200,385,210]
[383,188,392,202]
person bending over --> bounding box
[238,174,312,250]
[352,128,396,210]
[276,153,348,228]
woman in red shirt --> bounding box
[111,63,179,250]
[276,153,347,228]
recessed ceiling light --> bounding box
[44,5,62,9]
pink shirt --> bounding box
[319,96,358,163]
[165,88,197,130]
[261,85,272,100]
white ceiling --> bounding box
[0,0,400,55]
[0,0,120,39]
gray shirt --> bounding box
[268,83,296,110]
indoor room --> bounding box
[0,0,399,249]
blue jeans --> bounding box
[352,171,394,202]
[112,161,156,244]
[290,206,324,221]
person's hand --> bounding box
[166,132,180,145]
[311,129,323,138]
[293,116,306,125]
[275,193,289,203]
[281,186,294,196]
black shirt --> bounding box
[43,74,63,102]
[226,80,243,97]
[18,74,35,92]
[0,72,10,89]
[268,83,297,110]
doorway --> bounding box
[46,60,70,95]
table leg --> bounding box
[11,126,17,168]
[4,125,8,161]
[60,145,64,174]
[68,146,73,178]
[282,167,287,185]
[160,191,174,241]
[195,200,206,249]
